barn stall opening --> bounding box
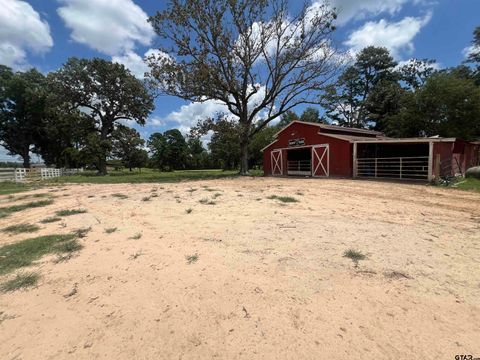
[262,121,480,181]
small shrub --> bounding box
[1,272,40,292]
[267,195,298,203]
[185,208,193,214]
[40,217,62,224]
[142,196,151,202]
[186,253,199,264]
[105,227,118,234]
[213,193,222,199]
[343,249,366,267]
[55,209,87,217]
[3,223,40,234]
[186,188,197,194]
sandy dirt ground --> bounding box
[0,177,479,360]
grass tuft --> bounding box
[186,253,199,264]
[112,193,128,199]
[343,249,366,267]
[130,232,142,240]
[199,198,216,205]
[105,227,118,234]
[2,223,40,234]
[185,208,193,214]
[0,233,80,275]
[1,272,40,292]
[267,195,298,203]
[40,216,62,224]
[0,199,54,218]
[55,209,87,217]
[73,227,91,238]
[142,196,151,202]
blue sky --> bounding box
[0,0,479,162]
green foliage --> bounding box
[148,129,189,171]
[384,71,480,139]
[55,208,87,216]
[0,233,77,275]
[112,125,147,170]
[2,223,40,234]
[1,272,40,292]
[45,168,239,184]
[105,227,118,234]
[40,216,62,224]
[0,199,54,218]
[0,67,47,167]
[185,253,199,264]
[299,107,322,123]
[451,178,480,192]
[0,182,31,195]
[48,57,154,175]
[267,195,298,203]
[343,249,366,267]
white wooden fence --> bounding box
[0,167,83,182]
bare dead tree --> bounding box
[147,0,340,174]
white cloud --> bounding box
[160,85,268,136]
[344,13,432,59]
[147,116,164,127]
[57,0,154,56]
[112,49,169,79]
[0,0,53,68]
[462,44,480,59]
[328,0,428,25]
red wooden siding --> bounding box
[263,122,352,177]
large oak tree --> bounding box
[147,0,339,174]
[48,58,154,175]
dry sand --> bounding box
[0,177,479,359]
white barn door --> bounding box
[312,145,329,177]
[271,150,283,176]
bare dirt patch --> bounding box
[0,178,479,359]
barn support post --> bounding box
[428,141,434,182]
[353,142,357,178]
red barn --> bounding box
[262,121,480,181]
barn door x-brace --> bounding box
[312,145,329,177]
[271,150,283,175]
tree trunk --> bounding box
[22,156,30,169]
[22,148,30,168]
[239,140,249,175]
[97,157,107,176]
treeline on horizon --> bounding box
[0,24,479,174]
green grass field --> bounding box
[46,168,263,184]
[452,177,480,192]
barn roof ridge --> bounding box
[272,120,383,138]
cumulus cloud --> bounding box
[0,0,53,68]
[344,13,432,59]
[57,0,154,56]
[328,0,428,25]
[112,49,169,79]
[462,44,480,59]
